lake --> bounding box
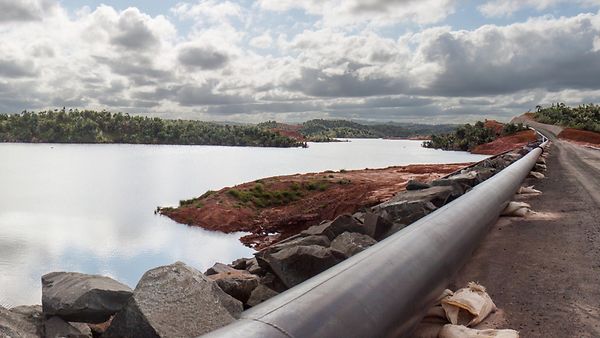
[0,139,488,306]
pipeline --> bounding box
[203,140,548,338]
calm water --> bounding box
[0,139,487,306]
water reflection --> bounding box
[0,140,487,306]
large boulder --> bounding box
[406,180,431,191]
[244,258,265,276]
[205,262,238,276]
[103,262,242,338]
[41,271,133,323]
[431,171,479,195]
[44,316,92,338]
[330,232,377,257]
[372,188,448,225]
[362,212,393,240]
[0,305,44,338]
[208,269,259,304]
[246,284,279,307]
[301,214,365,240]
[259,235,330,257]
[258,245,346,288]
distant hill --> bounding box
[259,119,457,142]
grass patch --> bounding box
[227,183,303,208]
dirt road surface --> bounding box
[452,121,600,337]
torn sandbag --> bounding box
[528,171,545,179]
[412,289,454,338]
[441,282,497,326]
[517,186,541,194]
[501,201,532,217]
[438,324,519,338]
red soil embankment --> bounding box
[558,128,600,147]
[160,163,470,249]
[471,130,537,155]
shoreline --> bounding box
[159,162,472,249]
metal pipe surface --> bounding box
[203,142,547,338]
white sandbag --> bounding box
[439,324,519,338]
[441,282,497,326]
[534,163,547,171]
[517,186,541,194]
[413,289,455,338]
[501,201,531,217]
[528,171,545,179]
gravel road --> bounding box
[452,121,600,337]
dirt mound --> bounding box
[484,120,504,135]
[471,130,537,155]
[558,128,600,146]
[160,164,470,249]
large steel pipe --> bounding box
[203,142,547,338]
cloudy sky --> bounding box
[1,0,600,123]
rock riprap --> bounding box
[103,262,242,338]
[41,271,133,323]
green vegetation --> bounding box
[298,119,457,140]
[423,121,528,151]
[0,109,302,147]
[227,183,304,208]
[534,103,600,132]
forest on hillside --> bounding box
[0,110,303,147]
[534,103,600,133]
[258,119,457,141]
[422,121,529,151]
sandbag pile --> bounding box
[517,185,541,194]
[501,201,533,217]
[414,282,519,338]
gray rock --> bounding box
[432,171,479,193]
[372,187,449,225]
[230,258,248,270]
[362,212,393,240]
[258,273,287,293]
[205,262,238,276]
[331,232,377,257]
[258,245,346,288]
[245,258,265,276]
[260,235,330,257]
[0,305,43,338]
[380,222,408,240]
[44,316,91,338]
[387,186,456,208]
[246,285,279,307]
[208,270,259,304]
[103,262,242,338]
[473,167,496,182]
[301,214,365,240]
[406,180,431,191]
[41,272,133,323]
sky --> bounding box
[1,0,600,123]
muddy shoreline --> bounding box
[159,163,471,249]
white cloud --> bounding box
[257,0,457,26]
[479,0,600,17]
[249,31,273,49]
[1,1,600,122]
[171,0,243,23]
